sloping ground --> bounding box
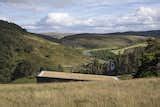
[0,78,159,107]
[61,35,150,49]
[0,20,89,68]
[0,20,90,83]
[37,71,118,81]
[24,34,89,67]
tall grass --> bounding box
[0,78,159,107]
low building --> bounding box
[36,71,116,83]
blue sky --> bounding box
[0,0,160,33]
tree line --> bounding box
[77,38,160,78]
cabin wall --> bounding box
[36,77,88,83]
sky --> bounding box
[0,0,160,33]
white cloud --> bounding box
[24,24,38,30]
[0,16,10,21]
[137,7,156,16]
[39,13,93,27]
[0,0,74,10]
[117,7,160,29]
[45,13,78,26]
[33,7,160,33]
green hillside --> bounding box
[0,20,159,83]
[0,20,89,83]
[61,34,150,49]
[22,34,89,66]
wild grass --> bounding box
[0,78,159,107]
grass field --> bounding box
[0,78,159,107]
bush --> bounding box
[134,70,159,78]
[134,53,159,78]
[12,60,38,80]
[56,64,64,72]
[0,68,12,83]
[79,59,107,75]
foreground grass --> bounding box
[0,78,159,107]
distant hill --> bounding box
[107,30,160,37]
[39,30,159,49]
[30,33,60,43]
[0,20,89,83]
[42,30,160,40]
[42,32,75,39]
[0,20,159,83]
[60,35,150,49]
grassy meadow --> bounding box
[0,78,159,107]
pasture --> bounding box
[0,78,159,107]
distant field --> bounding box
[82,42,147,60]
[111,42,147,55]
[0,78,159,107]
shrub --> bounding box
[134,70,159,78]
[134,52,159,78]
[0,68,12,83]
[79,59,107,75]
[12,60,37,80]
[56,64,64,72]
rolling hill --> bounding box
[42,32,75,39]
[42,30,160,39]
[60,35,149,49]
[39,30,159,49]
[0,20,159,83]
[39,33,153,49]
[0,20,89,83]
[107,30,160,37]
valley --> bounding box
[0,20,160,83]
[0,20,159,107]
[1,0,160,107]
